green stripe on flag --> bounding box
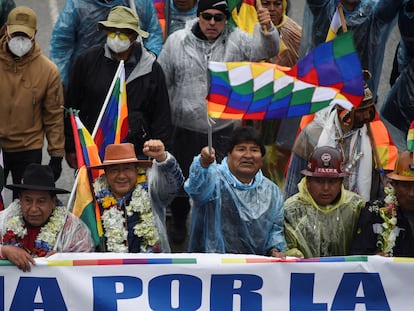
[333,32,354,59]
[211,70,230,84]
[80,202,101,246]
[290,87,315,105]
[253,82,273,101]
[272,83,294,101]
[233,79,254,95]
[310,100,331,113]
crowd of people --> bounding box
[0,0,413,273]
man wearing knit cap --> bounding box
[158,0,279,244]
[0,6,65,200]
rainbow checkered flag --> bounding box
[408,121,414,152]
[207,32,364,120]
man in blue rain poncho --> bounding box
[284,146,365,259]
[49,0,162,87]
[300,0,404,98]
[184,126,287,258]
[158,0,279,244]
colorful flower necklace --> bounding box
[93,173,160,253]
[368,186,399,256]
[1,200,67,257]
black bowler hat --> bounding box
[6,163,70,194]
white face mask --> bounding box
[106,36,131,53]
[8,36,33,57]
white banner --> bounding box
[0,253,413,310]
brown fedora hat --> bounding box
[6,163,69,194]
[90,143,152,169]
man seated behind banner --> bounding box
[351,150,414,257]
[90,141,184,253]
[284,146,365,259]
[0,164,94,272]
[284,79,398,202]
[184,126,286,258]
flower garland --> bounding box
[1,201,67,257]
[93,174,160,252]
[368,186,399,256]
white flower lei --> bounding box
[368,186,399,256]
[93,175,159,252]
[3,201,67,256]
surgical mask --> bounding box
[106,35,131,53]
[8,36,33,57]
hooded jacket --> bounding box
[0,36,64,156]
[185,156,287,255]
[284,177,365,258]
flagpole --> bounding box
[255,0,269,36]
[337,2,348,33]
[92,60,124,138]
[67,61,123,212]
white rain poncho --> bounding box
[284,177,365,258]
[185,155,287,255]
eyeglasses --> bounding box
[200,12,225,22]
[107,31,131,41]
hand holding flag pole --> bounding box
[255,0,269,36]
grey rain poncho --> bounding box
[185,156,287,255]
[284,177,365,258]
[158,18,280,134]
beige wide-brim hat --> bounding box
[7,6,37,38]
[98,6,149,38]
[90,143,152,169]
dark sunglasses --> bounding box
[200,12,225,22]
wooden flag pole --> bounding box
[337,2,348,33]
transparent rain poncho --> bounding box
[185,156,287,255]
[0,201,95,253]
[284,177,365,258]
